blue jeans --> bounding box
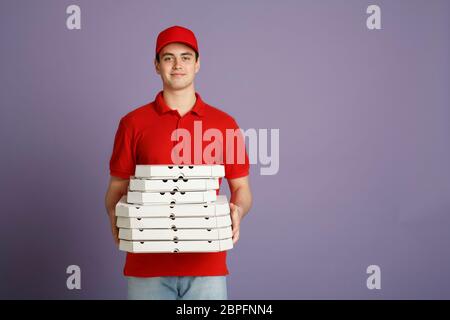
[127,276,228,300]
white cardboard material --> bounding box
[127,190,217,204]
[134,165,225,179]
[116,215,231,229]
[129,177,219,192]
[118,226,232,241]
[119,238,233,253]
[115,195,230,218]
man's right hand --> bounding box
[110,216,120,247]
[105,176,130,248]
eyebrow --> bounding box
[161,52,194,57]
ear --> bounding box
[194,56,201,74]
[154,58,161,75]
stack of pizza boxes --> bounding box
[115,165,233,253]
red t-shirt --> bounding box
[109,90,249,277]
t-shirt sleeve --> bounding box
[224,117,250,180]
[109,118,135,179]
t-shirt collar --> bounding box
[154,90,205,117]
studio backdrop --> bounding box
[1,0,449,299]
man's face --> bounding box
[155,42,200,91]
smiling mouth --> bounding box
[171,74,185,76]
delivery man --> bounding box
[105,25,253,300]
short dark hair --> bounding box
[155,51,199,63]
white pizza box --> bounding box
[119,226,232,241]
[129,177,219,192]
[119,238,233,253]
[116,214,231,229]
[116,195,230,218]
[134,165,225,179]
[127,190,216,205]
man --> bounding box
[105,25,253,300]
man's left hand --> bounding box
[229,202,243,245]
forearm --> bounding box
[230,186,253,220]
[105,190,124,220]
[104,178,129,221]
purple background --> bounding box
[1,0,449,299]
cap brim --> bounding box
[157,40,198,55]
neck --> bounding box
[162,85,197,117]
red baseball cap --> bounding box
[155,25,199,56]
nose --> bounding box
[173,57,182,70]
